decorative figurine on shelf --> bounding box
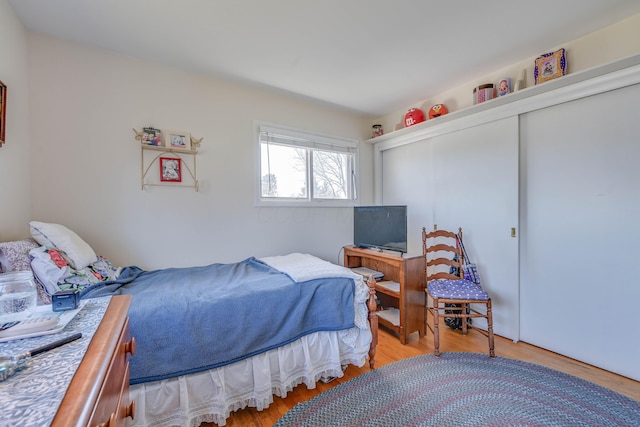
[514,69,527,91]
[428,104,448,119]
[404,108,425,127]
[190,135,203,150]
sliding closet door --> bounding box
[381,139,434,255]
[520,84,640,381]
[432,116,519,341]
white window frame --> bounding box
[254,121,359,207]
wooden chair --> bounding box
[422,227,495,357]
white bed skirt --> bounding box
[130,327,372,427]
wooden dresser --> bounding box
[51,295,136,427]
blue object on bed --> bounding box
[81,257,355,384]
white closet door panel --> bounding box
[433,116,519,341]
[520,84,640,381]
[381,139,434,255]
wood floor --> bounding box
[206,324,640,427]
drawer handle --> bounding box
[99,400,135,426]
[125,337,136,356]
[125,399,136,420]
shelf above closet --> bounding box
[367,54,640,205]
[368,54,640,150]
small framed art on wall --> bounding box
[160,157,182,182]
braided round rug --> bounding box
[275,352,640,427]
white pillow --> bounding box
[29,221,97,270]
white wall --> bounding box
[0,0,31,241]
[26,34,373,269]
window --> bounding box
[256,123,358,206]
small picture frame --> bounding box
[160,157,182,182]
[141,127,163,147]
[534,48,567,85]
[165,129,191,151]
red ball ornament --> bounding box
[428,104,448,119]
[404,108,425,127]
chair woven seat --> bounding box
[428,279,489,300]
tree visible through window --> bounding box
[312,150,350,199]
[257,124,358,205]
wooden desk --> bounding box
[344,247,425,344]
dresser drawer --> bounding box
[51,295,135,427]
[90,317,134,426]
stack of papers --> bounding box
[0,301,86,343]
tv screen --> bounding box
[354,205,407,253]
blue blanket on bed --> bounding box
[81,257,355,384]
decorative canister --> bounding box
[473,84,495,105]
[372,124,384,138]
[0,271,38,323]
[428,104,448,119]
[498,78,511,96]
[404,108,425,127]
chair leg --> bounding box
[461,303,468,335]
[424,295,429,339]
[432,297,440,356]
[486,299,495,357]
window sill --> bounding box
[255,199,358,208]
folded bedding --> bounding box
[81,256,356,384]
[30,246,120,295]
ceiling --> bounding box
[9,0,640,117]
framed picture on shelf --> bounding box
[165,129,191,151]
[159,157,182,182]
[534,48,566,85]
[141,127,163,147]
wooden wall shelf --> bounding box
[133,128,203,191]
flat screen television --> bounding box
[353,205,407,253]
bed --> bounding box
[0,222,378,427]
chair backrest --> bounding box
[422,227,464,282]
